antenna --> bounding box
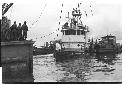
[68,12,69,18]
[66,12,69,18]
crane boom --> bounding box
[2,3,13,15]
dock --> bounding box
[1,40,35,83]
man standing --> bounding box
[22,21,28,40]
[10,21,17,40]
[17,23,22,40]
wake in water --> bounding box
[33,53,122,82]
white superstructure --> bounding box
[61,8,89,52]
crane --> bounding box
[1,3,13,41]
[2,3,13,15]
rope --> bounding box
[29,3,47,29]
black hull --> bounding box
[33,49,54,55]
[95,48,116,54]
[88,46,121,54]
[53,51,83,62]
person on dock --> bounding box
[22,21,28,40]
[17,23,22,40]
[10,21,18,41]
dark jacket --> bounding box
[22,24,28,31]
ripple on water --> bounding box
[33,53,122,82]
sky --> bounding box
[1,0,122,47]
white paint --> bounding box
[62,35,85,42]
[56,43,61,51]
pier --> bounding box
[1,40,35,83]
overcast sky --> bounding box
[2,0,122,47]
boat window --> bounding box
[70,30,76,35]
[73,30,76,35]
[81,30,84,35]
[65,30,69,35]
[63,31,64,35]
[77,30,80,35]
[65,30,76,35]
[69,30,73,35]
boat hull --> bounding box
[53,50,84,62]
[33,48,54,55]
[95,48,116,53]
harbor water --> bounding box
[33,53,122,82]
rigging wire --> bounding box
[33,2,94,41]
[31,3,63,40]
[28,3,47,40]
[29,3,47,29]
[90,5,93,16]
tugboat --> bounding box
[54,6,90,61]
[33,42,55,55]
[94,34,118,53]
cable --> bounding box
[29,3,47,29]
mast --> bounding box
[71,7,82,29]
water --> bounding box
[33,53,122,82]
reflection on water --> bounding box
[95,53,116,65]
[33,53,122,82]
